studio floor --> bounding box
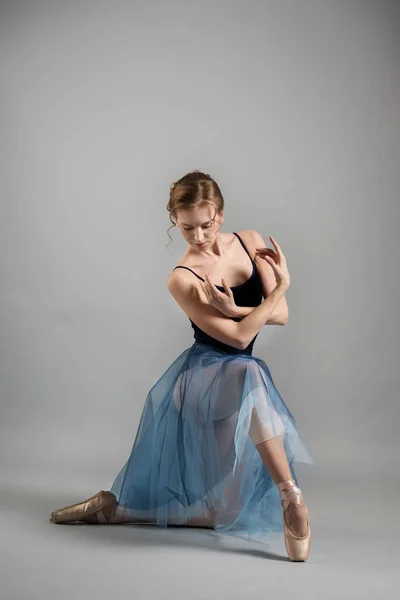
[0,468,397,600]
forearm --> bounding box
[264,303,288,325]
[232,296,288,325]
[236,286,287,348]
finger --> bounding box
[269,236,287,261]
[255,248,274,255]
[205,274,217,292]
[221,278,233,296]
[205,275,221,301]
[256,251,278,262]
[258,252,279,263]
[204,275,213,291]
[265,255,284,273]
[203,277,212,290]
[264,255,278,270]
[255,247,278,257]
[269,236,283,255]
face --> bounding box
[176,203,224,250]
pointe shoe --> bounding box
[49,490,118,524]
[277,479,311,562]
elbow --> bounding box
[279,309,289,326]
[237,336,251,351]
[234,324,249,350]
[265,313,289,326]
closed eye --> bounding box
[183,223,213,231]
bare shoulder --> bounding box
[166,265,203,312]
[166,263,198,291]
[236,229,263,241]
[236,229,267,257]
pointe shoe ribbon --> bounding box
[277,480,311,562]
[49,490,118,524]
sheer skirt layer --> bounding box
[109,342,314,541]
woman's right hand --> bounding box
[255,235,291,292]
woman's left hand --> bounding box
[202,275,238,318]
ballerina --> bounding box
[50,170,313,562]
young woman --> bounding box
[50,170,314,561]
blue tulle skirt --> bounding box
[110,341,314,542]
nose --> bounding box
[193,229,205,243]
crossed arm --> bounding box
[232,297,288,325]
[222,230,289,326]
[243,231,289,325]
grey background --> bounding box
[1,1,399,598]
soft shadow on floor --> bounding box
[1,486,292,562]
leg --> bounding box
[255,434,308,537]
[245,378,309,541]
[50,491,215,528]
[254,432,292,483]
[110,503,215,528]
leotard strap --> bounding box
[232,232,253,260]
[173,265,205,282]
[173,232,252,281]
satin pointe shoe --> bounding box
[277,479,311,562]
[49,490,118,524]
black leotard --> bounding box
[173,232,263,355]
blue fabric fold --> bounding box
[110,341,314,542]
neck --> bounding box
[190,233,225,259]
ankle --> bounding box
[276,479,297,494]
[276,479,303,506]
